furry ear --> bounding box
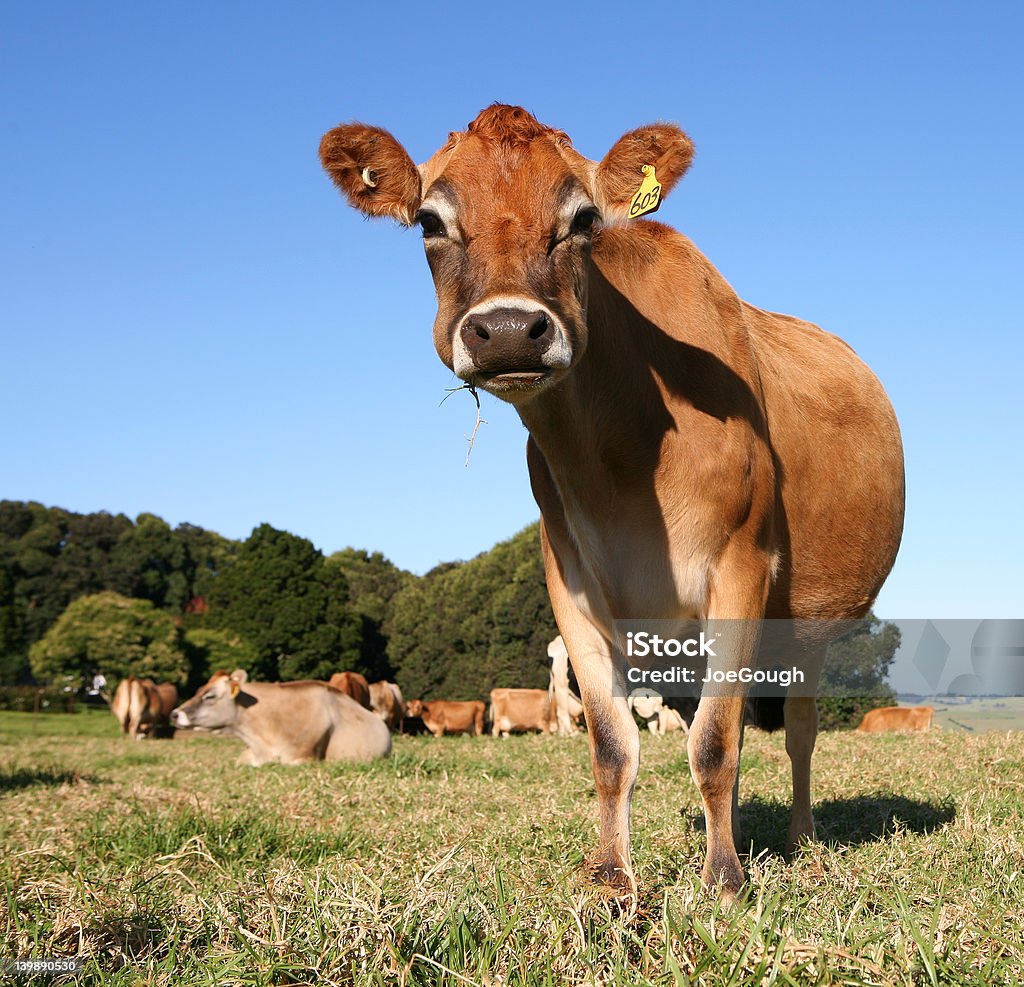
[595,124,694,223]
[319,123,421,225]
[229,669,248,684]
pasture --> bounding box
[2,711,1022,986]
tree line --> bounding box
[0,500,895,722]
[0,500,558,697]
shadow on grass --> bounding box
[0,768,106,792]
[690,793,957,856]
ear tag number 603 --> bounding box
[629,165,662,219]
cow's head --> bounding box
[405,698,424,718]
[320,104,694,403]
[170,669,249,730]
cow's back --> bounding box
[329,671,372,709]
[744,304,905,622]
[250,681,390,762]
[323,690,392,761]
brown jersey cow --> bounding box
[405,699,485,737]
[320,105,904,897]
[368,680,406,731]
[171,670,390,764]
[857,706,934,733]
[328,671,371,709]
[110,676,178,739]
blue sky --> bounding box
[2,2,1021,618]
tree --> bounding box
[385,523,558,700]
[818,614,900,729]
[111,513,191,611]
[325,548,413,680]
[0,563,27,684]
[202,524,363,681]
[183,627,258,689]
[28,591,189,687]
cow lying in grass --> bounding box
[171,670,391,765]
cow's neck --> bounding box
[514,237,760,619]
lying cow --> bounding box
[490,688,551,737]
[171,669,391,764]
[368,680,406,731]
[406,698,485,737]
[857,706,934,733]
[628,689,688,736]
[110,676,178,739]
[328,670,372,709]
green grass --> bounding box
[1,711,1022,985]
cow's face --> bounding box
[170,669,248,730]
[320,105,693,404]
[405,699,424,718]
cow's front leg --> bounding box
[689,559,770,898]
[576,630,640,892]
[547,593,638,892]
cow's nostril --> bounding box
[475,324,490,341]
[528,314,549,340]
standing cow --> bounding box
[319,105,904,897]
[110,676,178,739]
[368,680,406,731]
[547,635,582,736]
[406,699,486,737]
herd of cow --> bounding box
[107,635,593,763]
[109,642,936,770]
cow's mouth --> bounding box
[476,368,552,393]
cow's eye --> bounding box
[202,692,216,702]
[570,207,601,236]
[414,210,447,239]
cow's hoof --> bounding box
[701,853,746,903]
[585,856,636,898]
[786,824,816,859]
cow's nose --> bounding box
[460,308,554,373]
[170,709,185,726]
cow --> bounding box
[319,104,905,897]
[547,634,581,736]
[628,689,689,736]
[328,670,372,709]
[490,687,552,736]
[405,698,486,737]
[368,680,406,731]
[170,670,391,764]
[110,676,178,739]
[857,706,934,733]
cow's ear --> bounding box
[229,668,248,683]
[594,124,694,224]
[320,123,421,226]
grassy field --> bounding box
[927,696,1024,733]
[2,710,1022,986]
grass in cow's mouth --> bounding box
[440,382,488,465]
[1,709,1023,985]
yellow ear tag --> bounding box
[628,165,662,219]
[230,681,241,697]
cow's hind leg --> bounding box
[785,649,823,854]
